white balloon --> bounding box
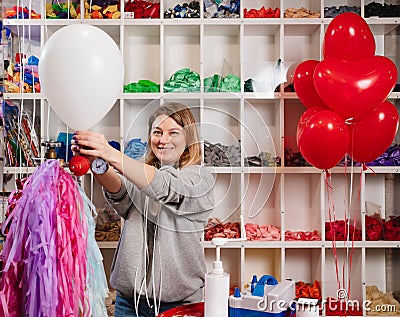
[39,24,124,130]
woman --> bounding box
[72,102,215,317]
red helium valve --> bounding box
[69,156,90,176]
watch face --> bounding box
[91,157,109,174]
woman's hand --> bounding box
[72,131,119,165]
[73,130,155,189]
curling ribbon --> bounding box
[56,163,89,316]
[0,160,101,316]
[79,186,109,317]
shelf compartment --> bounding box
[209,173,242,227]
[202,99,241,167]
[243,99,280,165]
[242,173,281,241]
[3,99,42,167]
[3,24,41,94]
[283,23,322,67]
[244,248,282,286]
[242,25,281,94]
[323,172,362,219]
[284,248,322,291]
[163,25,200,90]
[324,248,363,303]
[323,173,363,243]
[365,248,400,294]
[283,99,306,165]
[122,98,162,155]
[283,173,322,237]
[123,25,161,88]
[203,25,241,91]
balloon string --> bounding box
[325,173,341,292]
[347,169,363,301]
[324,170,333,189]
[342,156,349,310]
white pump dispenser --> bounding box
[204,238,230,317]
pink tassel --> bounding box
[0,160,90,316]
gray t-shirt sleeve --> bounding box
[142,165,215,215]
[103,175,136,219]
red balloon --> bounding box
[69,155,90,176]
[348,101,399,163]
[297,110,349,170]
[296,106,326,144]
[293,60,328,109]
[323,12,375,61]
[314,56,398,122]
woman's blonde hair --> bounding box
[145,102,202,169]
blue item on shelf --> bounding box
[56,132,74,162]
[124,138,147,160]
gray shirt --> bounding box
[104,165,215,303]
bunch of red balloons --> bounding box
[294,12,399,170]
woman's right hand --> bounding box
[72,131,119,165]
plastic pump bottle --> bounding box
[204,238,230,317]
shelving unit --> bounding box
[2,0,400,315]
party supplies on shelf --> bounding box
[2,100,40,167]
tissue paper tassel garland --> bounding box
[0,160,108,317]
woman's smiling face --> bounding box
[150,114,187,166]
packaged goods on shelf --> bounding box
[204,73,240,92]
[325,220,362,241]
[244,152,280,167]
[46,1,79,18]
[123,79,160,93]
[366,285,400,316]
[124,138,147,160]
[295,280,321,300]
[164,0,199,18]
[285,230,321,241]
[204,0,239,18]
[204,140,241,167]
[84,0,121,19]
[364,2,400,18]
[2,100,40,167]
[284,7,320,18]
[4,5,41,19]
[205,217,241,241]
[125,0,160,19]
[244,7,280,18]
[163,68,200,92]
[245,223,281,241]
[324,5,360,18]
[4,56,40,93]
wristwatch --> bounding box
[91,157,109,175]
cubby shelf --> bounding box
[2,0,400,316]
